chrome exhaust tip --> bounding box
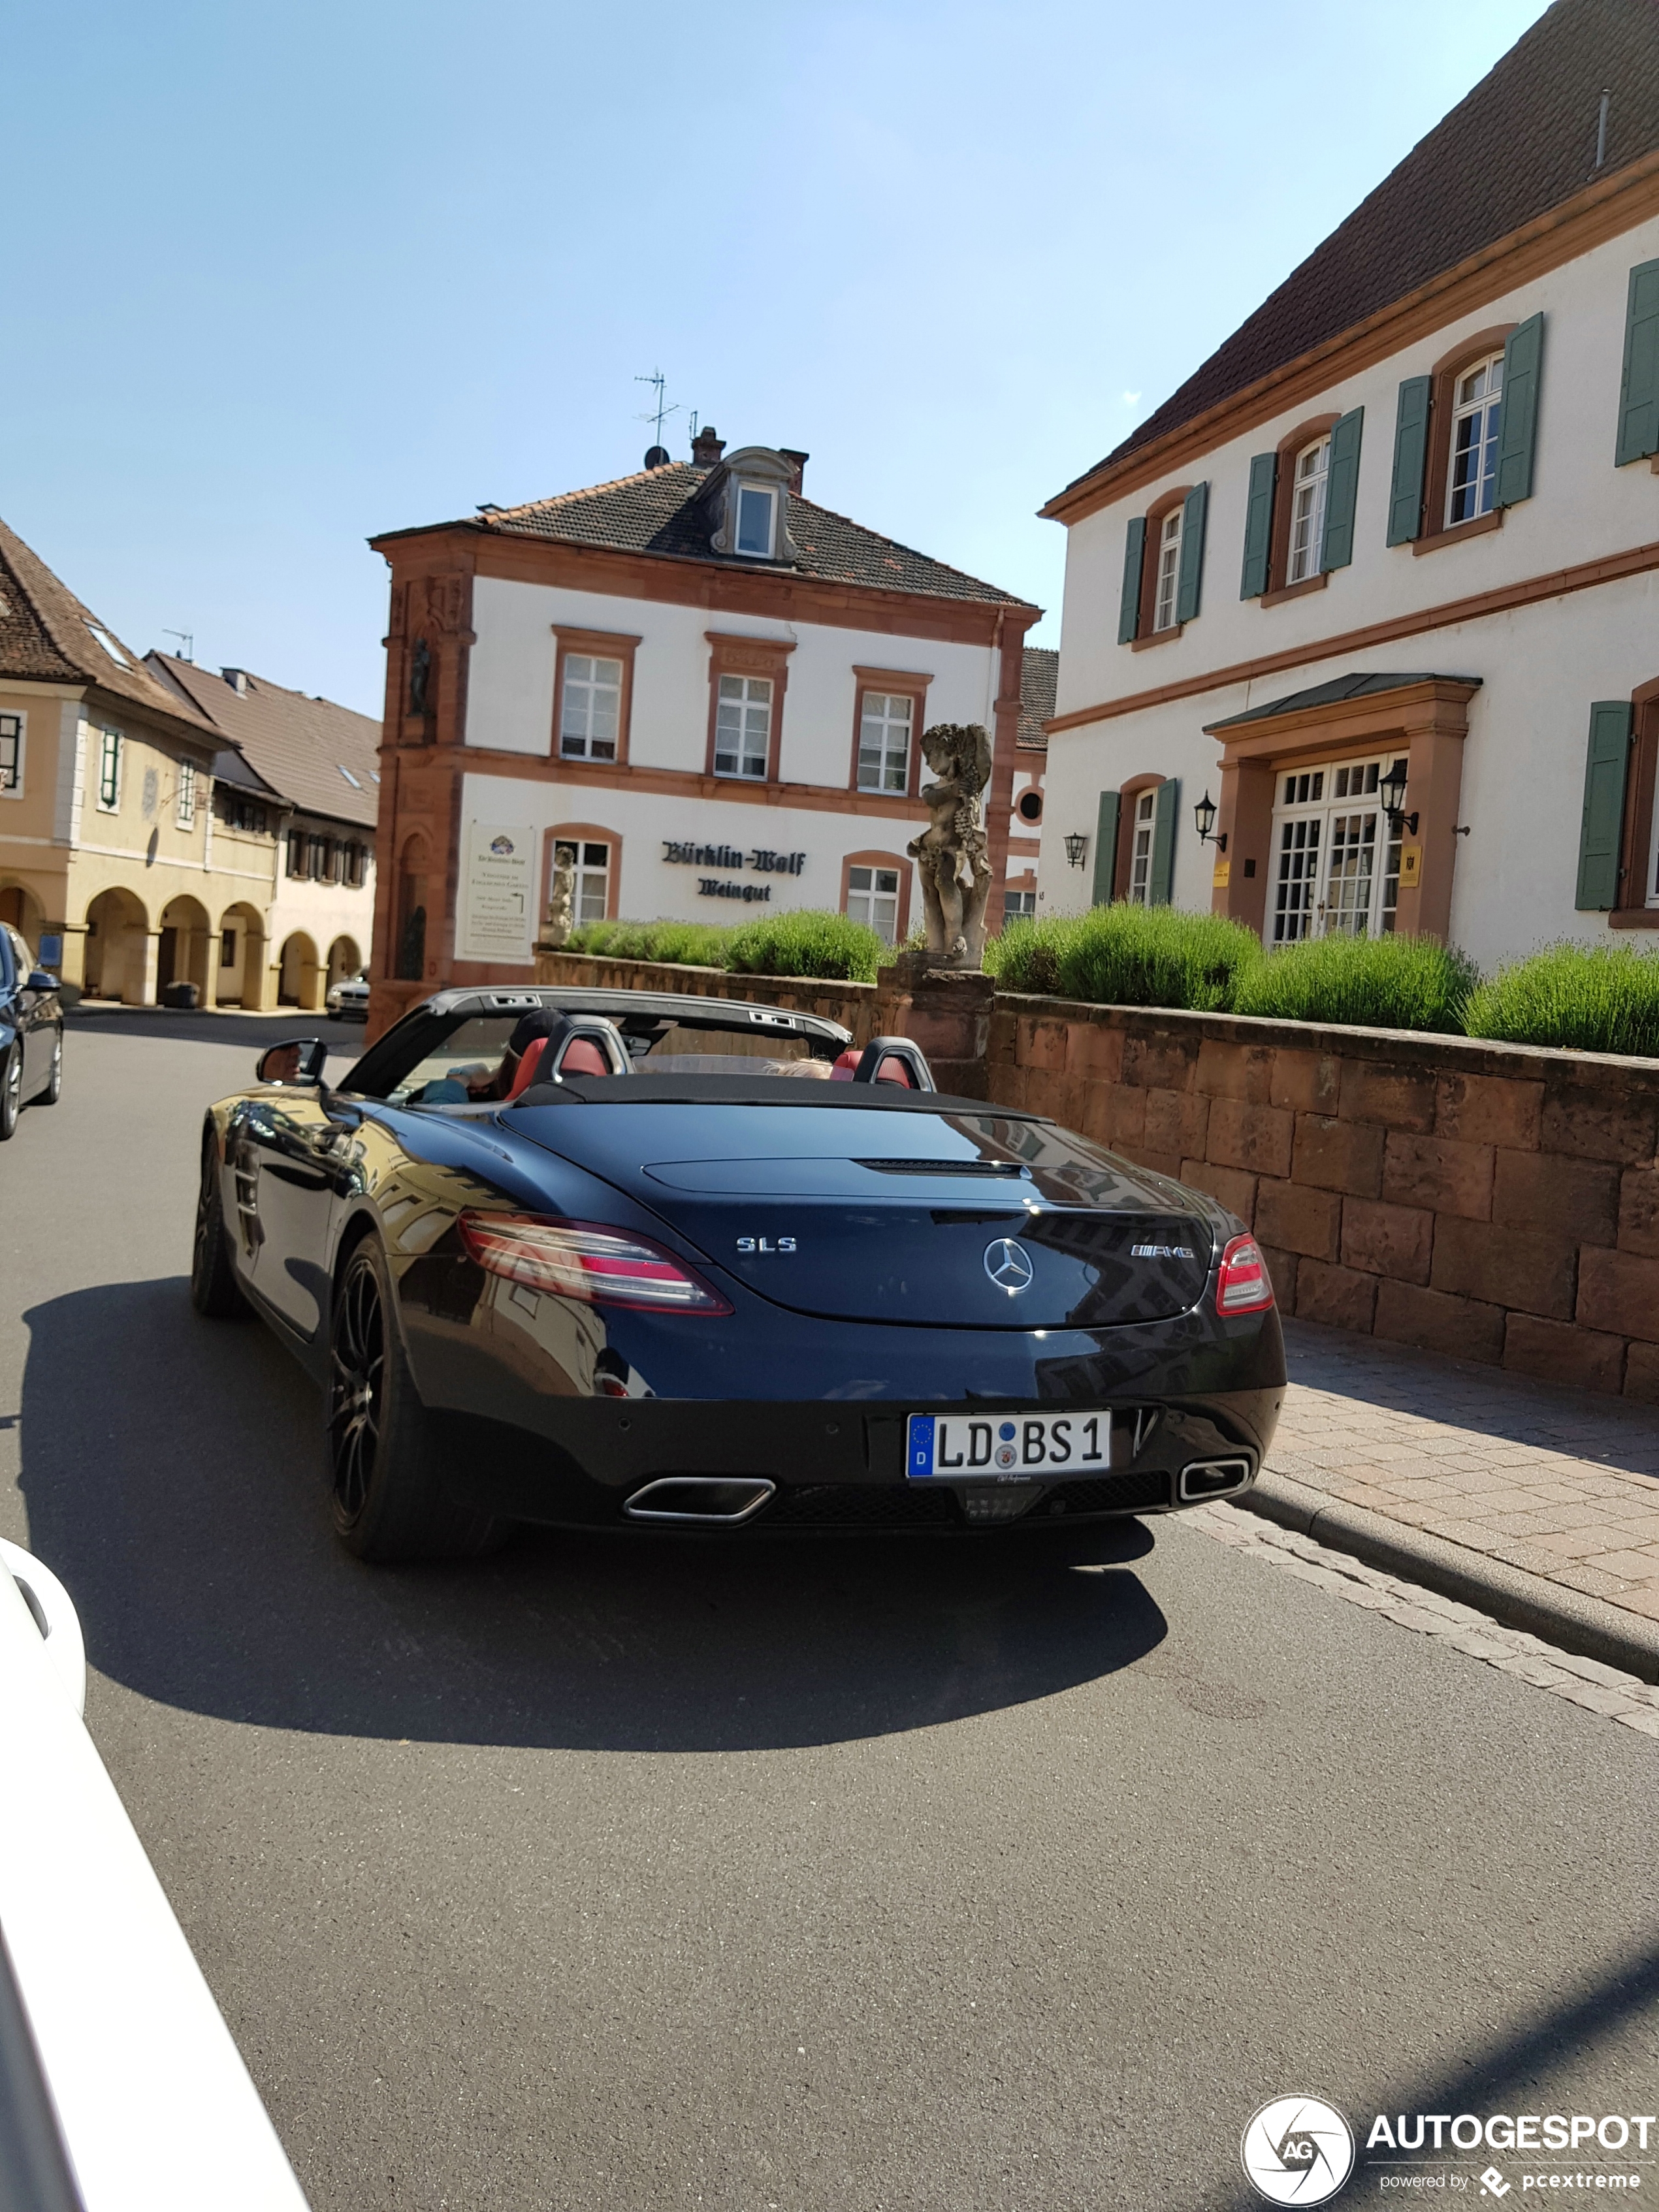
[624,1477,777,1525]
[1178,1457,1253,1502]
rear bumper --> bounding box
[428,1389,1276,1534]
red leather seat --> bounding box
[830,1049,861,1082]
[875,1054,916,1088]
[502,1035,551,1100]
[558,1038,612,1078]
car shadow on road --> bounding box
[18,1278,1167,1754]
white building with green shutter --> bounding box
[1037,0,1659,970]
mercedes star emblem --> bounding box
[984,1238,1035,1293]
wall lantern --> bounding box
[1193,791,1227,852]
[1063,831,1089,870]
[1378,759,1418,837]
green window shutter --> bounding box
[1615,259,1659,464]
[1386,376,1432,545]
[1495,313,1544,507]
[1319,406,1364,570]
[1150,777,1180,905]
[1091,790,1121,907]
[1174,483,1208,624]
[1117,516,1146,645]
[1239,453,1276,598]
[1575,700,1633,910]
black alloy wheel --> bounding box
[190,1140,248,1317]
[0,1046,20,1141]
[326,1237,500,1562]
[329,1251,385,1522]
[40,1029,62,1105]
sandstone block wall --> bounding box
[986,996,1659,1405]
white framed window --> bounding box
[1645,783,1659,908]
[714,674,771,778]
[857,692,913,793]
[1446,352,1504,525]
[97,727,123,812]
[1127,786,1157,904]
[560,654,622,761]
[1286,436,1331,584]
[1269,756,1404,944]
[734,486,775,558]
[176,758,197,828]
[573,841,611,925]
[0,713,23,797]
[1152,506,1184,632]
[1003,888,1037,922]
[287,829,308,878]
[846,863,900,944]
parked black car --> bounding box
[191,987,1285,1560]
[0,925,63,1140]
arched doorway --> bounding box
[0,882,46,959]
[327,935,362,986]
[217,901,267,1010]
[157,893,212,1002]
[278,931,323,1011]
[83,888,150,1004]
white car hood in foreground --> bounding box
[0,1544,310,2210]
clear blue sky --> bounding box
[4,0,1551,716]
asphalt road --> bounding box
[2,1007,1656,2212]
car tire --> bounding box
[39,1029,63,1106]
[327,1236,501,1563]
[190,1141,249,1318]
[0,1046,20,1141]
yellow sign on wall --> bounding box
[1212,859,1231,890]
[1399,844,1423,888]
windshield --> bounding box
[343,1004,841,1104]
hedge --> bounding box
[1464,941,1659,1058]
[990,905,1264,1012]
[1232,931,1477,1034]
[567,908,888,983]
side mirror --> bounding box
[25,970,59,994]
[257,1038,328,1087]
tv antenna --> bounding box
[635,368,683,452]
[163,628,194,663]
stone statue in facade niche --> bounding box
[907,722,995,969]
[408,638,430,717]
[542,843,577,947]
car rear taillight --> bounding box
[1216,1233,1275,1315]
[457,1213,732,1315]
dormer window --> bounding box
[734,485,775,558]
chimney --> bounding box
[221,667,250,696]
[691,425,725,469]
[779,449,808,496]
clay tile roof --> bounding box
[146,653,381,829]
[1053,0,1659,504]
[1018,646,1058,747]
[389,460,1037,609]
[0,515,219,741]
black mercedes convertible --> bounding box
[191,986,1285,1560]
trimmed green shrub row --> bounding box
[1466,942,1659,1059]
[567,908,888,984]
[566,903,1659,1055]
[1232,931,1479,1035]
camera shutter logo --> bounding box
[984,1239,1033,1293]
[1241,2097,1355,2205]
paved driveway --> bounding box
[1,1010,1656,2211]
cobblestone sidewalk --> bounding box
[1266,1319,1659,1624]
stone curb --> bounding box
[1232,1470,1659,1685]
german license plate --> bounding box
[906,1410,1123,1481]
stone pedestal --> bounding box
[873,951,994,1098]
